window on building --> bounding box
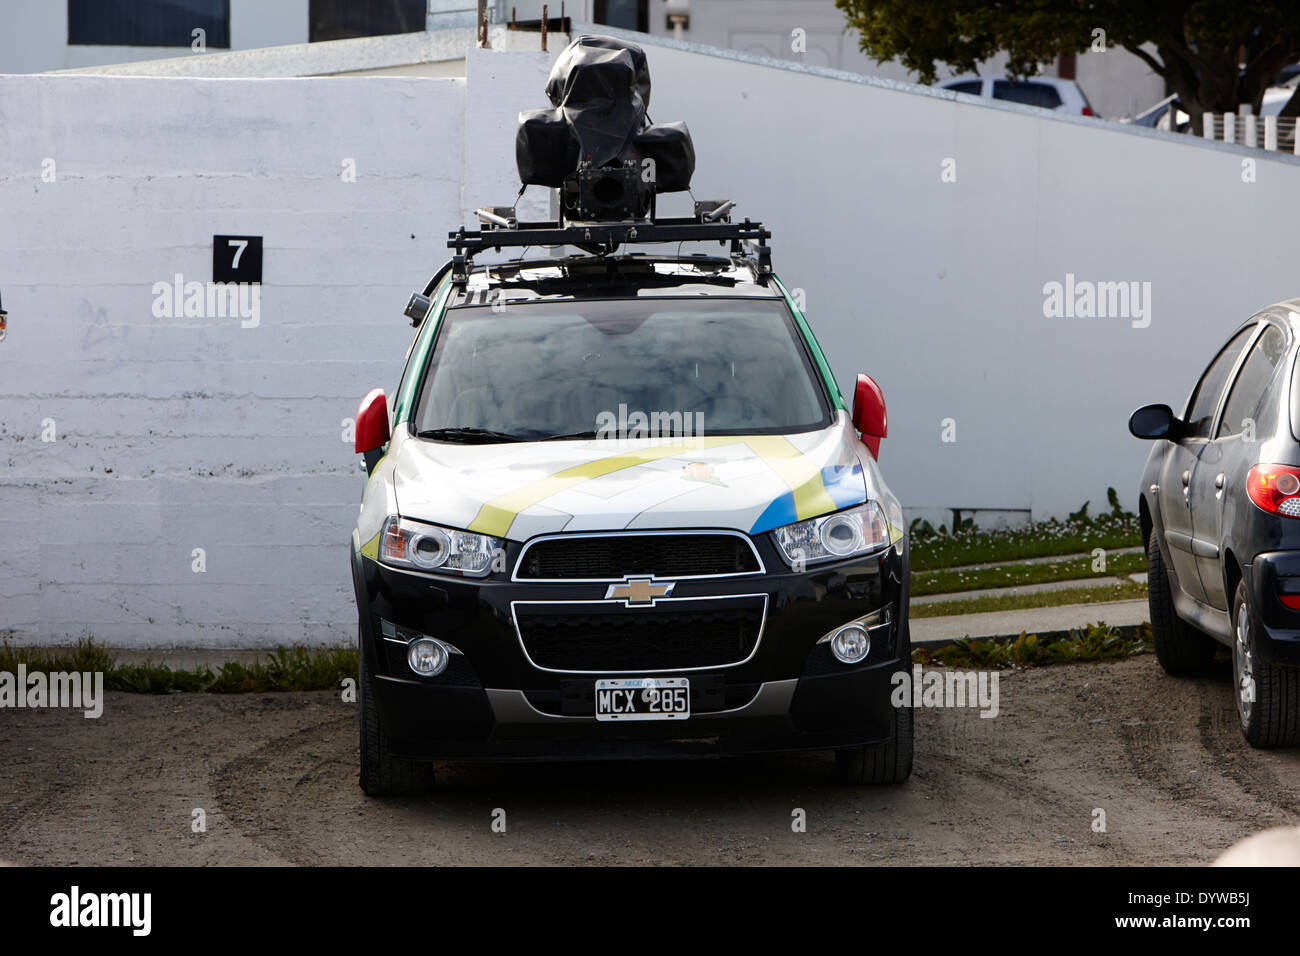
[593,0,648,33]
[68,0,230,48]
[309,0,428,42]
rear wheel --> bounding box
[835,619,913,785]
[1147,530,1215,675]
[1232,581,1300,748]
[359,627,436,796]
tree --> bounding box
[835,0,1300,129]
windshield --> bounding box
[413,297,832,441]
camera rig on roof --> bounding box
[442,34,774,290]
[446,201,772,287]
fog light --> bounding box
[407,638,448,677]
[829,624,870,664]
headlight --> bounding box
[771,501,890,567]
[885,497,905,552]
[379,516,503,577]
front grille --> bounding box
[517,533,760,580]
[515,597,766,671]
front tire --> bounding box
[1147,530,1215,675]
[1232,581,1300,748]
[359,627,436,796]
[835,619,913,785]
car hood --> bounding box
[392,415,870,541]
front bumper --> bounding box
[351,532,909,760]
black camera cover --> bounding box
[633,120,695,193]
[516,34,693,200]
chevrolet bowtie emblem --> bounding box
[605,576,676,606]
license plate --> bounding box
[594,678,690,721]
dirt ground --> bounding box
[1,654,1297,866]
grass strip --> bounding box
[911,549,1146,596]
[909,490,1142,572]
[0,640,357,694]
[911,515,1142,570]
[910,579,1148,619]
[913,622,1151,668]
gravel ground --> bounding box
[1,654,1297,866]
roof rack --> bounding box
[446,201,773,287]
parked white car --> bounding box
[940,74,1096,116]
[1261,74,1299,116]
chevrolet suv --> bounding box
[349,238,912,793]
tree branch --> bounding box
[1123,43,1167,78]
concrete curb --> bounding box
[910,599,1150,647]
[911,622,1149,650]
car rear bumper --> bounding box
[352,532,909,760]
[1245,551,1300,666]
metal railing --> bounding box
[1202,112,1299,154]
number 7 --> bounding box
[230,239,248,269]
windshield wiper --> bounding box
[417,427,528,444]
[539,430,600,441]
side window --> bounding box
[1184,326,1256,439]
[1219,325,1287,438]
[992,81,1063,109]
[947,80,983,95]
[394,328,423,405]
[393,276,454,424]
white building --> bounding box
[0,0,1165,117]
[0,0,425,73]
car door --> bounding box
[1191,321,1288,609]
[1160,324,1258,602]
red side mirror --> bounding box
[852,373,887,459]
[355,388,391,457]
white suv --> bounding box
[940,74,1096,116]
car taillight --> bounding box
[1081,106,1093,116]
[1246,464,1300,516]
[1277,576,1300,608]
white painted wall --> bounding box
[0,0,309,74]
[3,30,1299,647]
[0,73,463,647]
[54,27,491,78]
